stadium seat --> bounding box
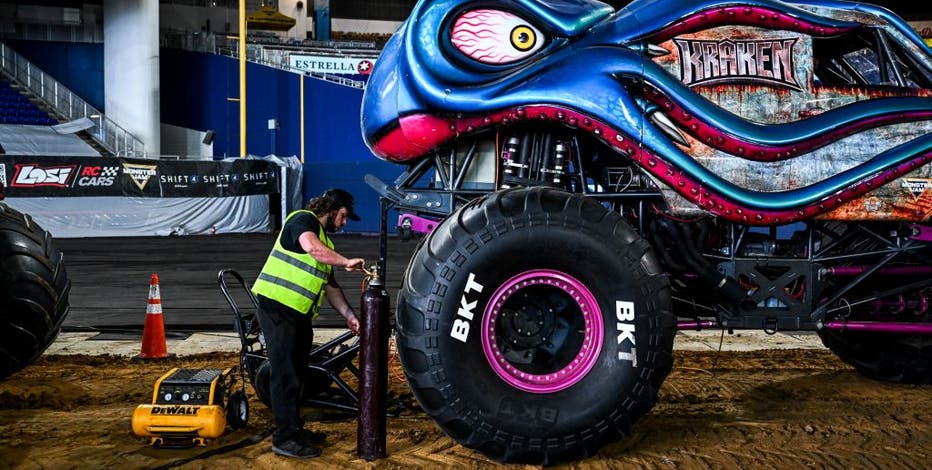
[0,77,58,126]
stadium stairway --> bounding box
[0,77,58,126]
[0,75,112,156]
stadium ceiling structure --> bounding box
[0,0,929,21]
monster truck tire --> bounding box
[0,203,70,380]
[395,187,676,464]
[818,330,932,384]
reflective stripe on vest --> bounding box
[252,210,334,316]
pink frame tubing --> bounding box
[397,213,439,235]
[823,321,932,335]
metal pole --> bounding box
[300,74,305,164]
[378,197,388,278]
[239,0,246,157]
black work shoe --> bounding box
[272,439,321,459]
[298,429,328,444]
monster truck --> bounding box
[0,180,71,379]
[360,0,932,464]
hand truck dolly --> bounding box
[218,268,362,413]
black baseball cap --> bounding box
[324,188,360,221]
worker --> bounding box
[252,188,366,460]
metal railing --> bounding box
[161,30,369,89]
[214,43,368,89]
[0,41,146,157]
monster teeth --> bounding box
[650,111,690,147]
[647,43,670,57]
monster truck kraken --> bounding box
[360,0,932,463]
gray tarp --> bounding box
[1,155,303,237]
[258,154,303,217]
[4,195,271,238]
[0,123,100,156]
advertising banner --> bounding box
[157,158,279,197]
[0,156,279,198]
[289,55,376,75]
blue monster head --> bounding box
[361,0,932,224]
[361,0,861,162]
[361,0,648,161]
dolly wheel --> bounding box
[227,390,249,429]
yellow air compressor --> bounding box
[132,367,248,448]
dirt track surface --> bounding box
[1,349,930,469]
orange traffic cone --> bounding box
[137,273,170,359]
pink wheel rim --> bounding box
[481,269,604,394]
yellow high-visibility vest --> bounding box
[252,210,333,316]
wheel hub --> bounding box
[482,270,604,393]
[499,293,559,349]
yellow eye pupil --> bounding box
[511,26,536,51]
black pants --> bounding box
[255,295,314,445]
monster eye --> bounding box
[451,9,545,65]
[511,26,536,51]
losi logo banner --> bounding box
[11,164,77,188]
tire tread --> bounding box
[396,188,675,464]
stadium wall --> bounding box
[7,42,398,233]
[159,48,398,232]
[4,39,105,111]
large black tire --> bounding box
[818,330,932,384]
[0,203,70,380]
[396,187,676,464]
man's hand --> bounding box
[346,314,360,335]
[344,257,366,272]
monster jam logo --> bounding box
[122,163,158,190]
[674,37,801,90]
[902,178,931,200]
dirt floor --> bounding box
[1,349,931,469]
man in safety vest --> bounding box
[252,188,366,460]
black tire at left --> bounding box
[0,203,70,380]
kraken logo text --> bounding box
[675,37,801,90]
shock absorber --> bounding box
[552,141,566,185]
[500,136,520,189]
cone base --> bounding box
[139,309,169,359]
[133,353,176,361]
